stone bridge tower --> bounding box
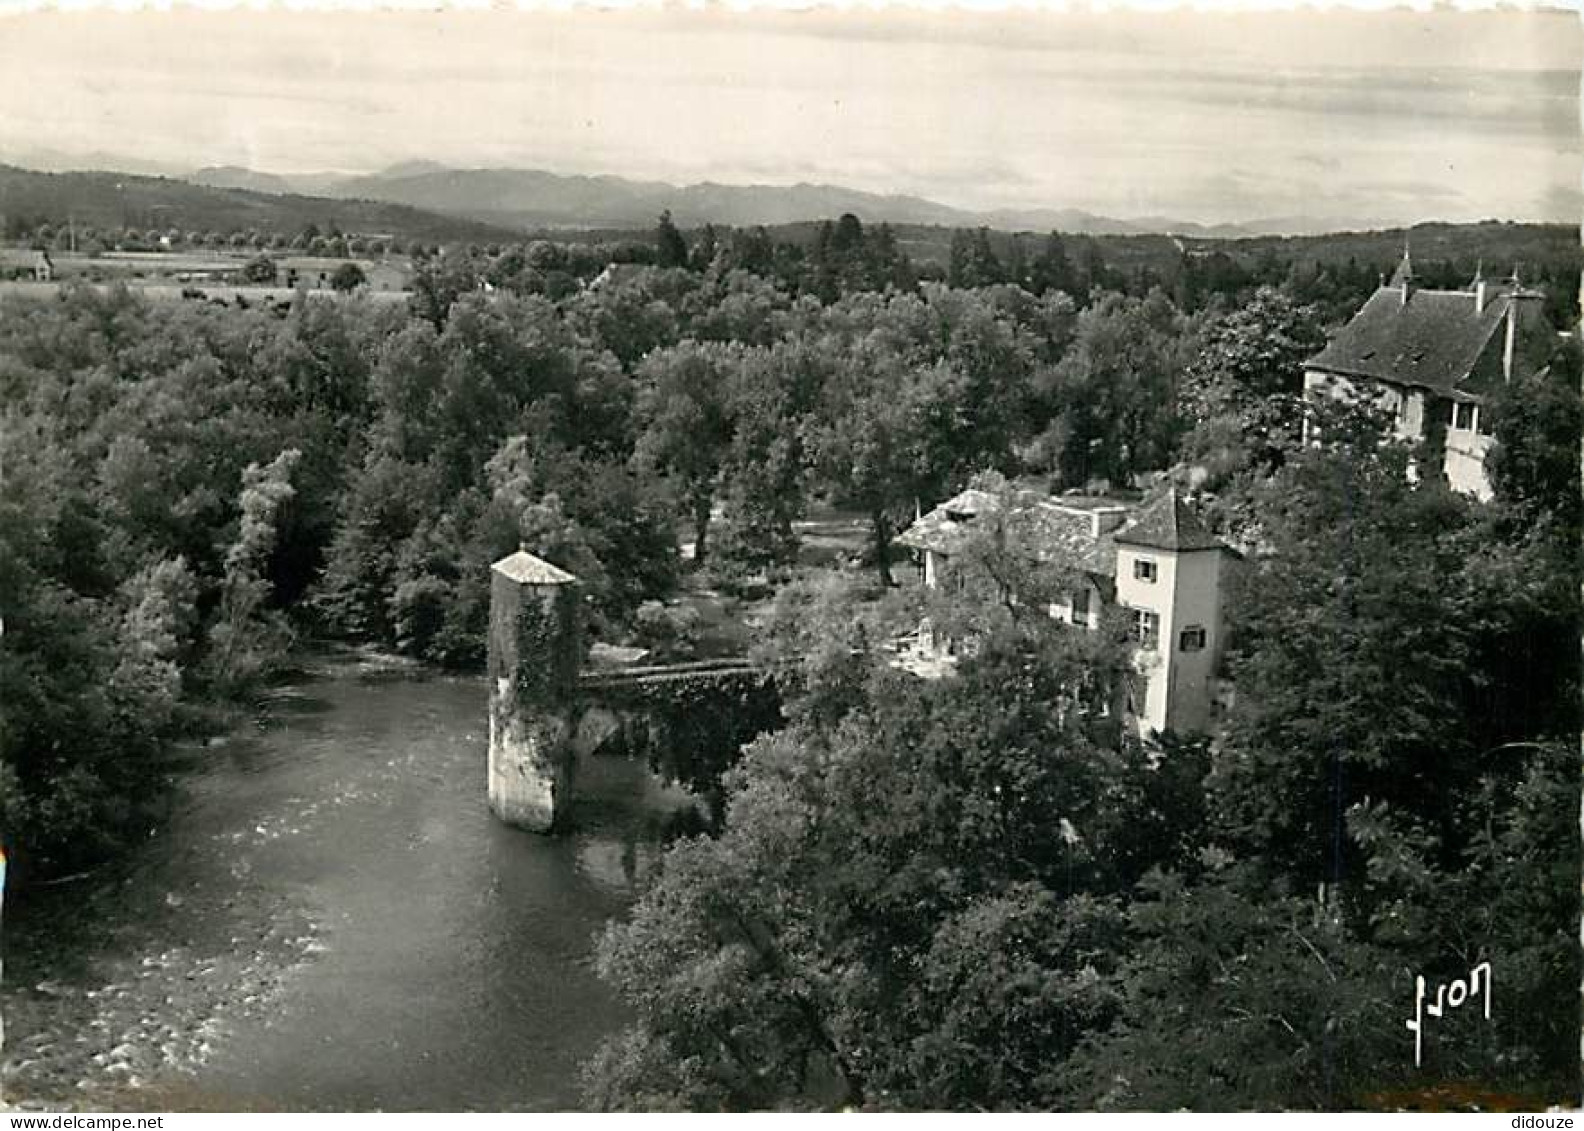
[487,549,582,832]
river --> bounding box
[2,652,699,1111]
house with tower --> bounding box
[1302,249,1556,499]
[894,247,1556,737]
[896,484,1234,739]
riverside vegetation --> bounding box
[0,214,1578,1108]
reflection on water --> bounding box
[4,656,699,1112]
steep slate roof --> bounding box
[492,550,578,585]
[895,488,1005,558]
[1304,285,1522,396]
[896,488,1123,576]
[1111,489,1223,553]
[1018,501,1123,576]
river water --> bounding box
[2,653,697,1111]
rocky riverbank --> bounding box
[4,895,320,1110]
[2,650,681,1112]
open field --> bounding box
[0,281,411,304]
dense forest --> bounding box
[1,213,1578,1108]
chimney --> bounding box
[1502,267,1525,382]
[1472,261,1487,314]
[1092,508,1127,538]
[1503,295,1518,382]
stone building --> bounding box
[1302,251,1555,499]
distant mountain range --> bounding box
[4,153,1556,248]
[3,159,1575,309]
[180,161,1276,237]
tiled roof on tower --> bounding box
[492,550,578,585]
[1111,488,1223,553]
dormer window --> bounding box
[1452,402,1476,431]
[1179,625,1207,652]
[1133,558,1158,583]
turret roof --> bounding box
[492,550,578,585]
[1111,488,1223,553]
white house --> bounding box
[0,248,52,281]
[1302,252,1555,499]
[896,485,1234,738]
[1109,489,1230,736]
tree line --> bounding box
[0,209,1578,1107]
[587,365,1581,1111]
[0,213,1248,873]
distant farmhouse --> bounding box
[2,250,412,296]
[276,256,410,292]
[586,262,650,292]
[897,486,1234,738]
[1303,250,1556,499]
[0,248,52,281]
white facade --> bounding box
[1301,269,1557,503]
[1444,401,1495,500]
[1303,367,1494,499]
[1301,368,1427,444]
[1115,543,1226,735]
[1047,574,1106,629]
[899,488,1231,740]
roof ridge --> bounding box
[1304,283,1521,394]
[493,549,579,585]
[1112,487,1223,553]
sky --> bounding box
[0,3,1578,227]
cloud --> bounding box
[1536,184,1584,223]
[0,6,1575,227]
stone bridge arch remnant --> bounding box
[487,549,583,832]
[487,549,779,834]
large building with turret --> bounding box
[895,252,1559,735]
[1302,251,1556,499]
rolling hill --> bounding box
[296,164,1266,237]
[4,160,1574,294]
[0,165,520,246]
[8,157,1265,240]
[7,152,1501,239]
[185,166,303,195]
[315,166,980,231]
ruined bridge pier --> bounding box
[486,550,583,832]
[486,549,766,833]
